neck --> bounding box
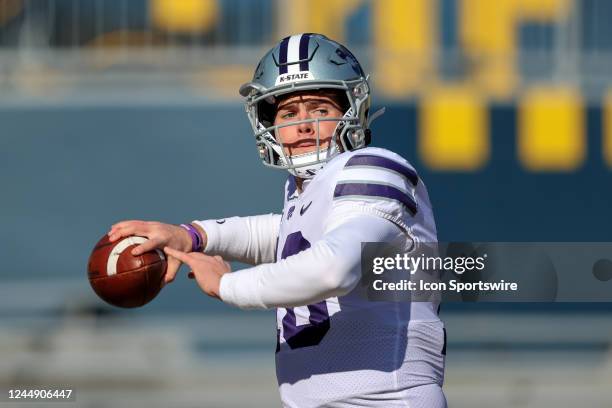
[296,177,304,193]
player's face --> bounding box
[273,92,345,156]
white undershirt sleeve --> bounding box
[219,211,404,309]
[193,213,281,265]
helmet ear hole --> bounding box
[257,100,276,128]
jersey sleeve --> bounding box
[218,213,403,309]
[193,213,281,265]
[329,152,421,233]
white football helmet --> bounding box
[240,33,372,179]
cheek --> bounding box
[276,124,298,143]
[317,121,339,139]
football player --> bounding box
[108,33,447,407]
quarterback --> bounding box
[108,34,447,407]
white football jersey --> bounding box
[273,147,445,407]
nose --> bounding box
[296,107,314,134]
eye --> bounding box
[280,111,296,120]
[312,108,328,116]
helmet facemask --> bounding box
[245,79,371,179]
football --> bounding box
[87,234,167,308]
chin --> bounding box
[288,145,332,157]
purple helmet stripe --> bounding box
[334,182,417,215]
[345,154,419,186]
[298,34,311,71]
[278,37,290,74]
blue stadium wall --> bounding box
[1,102,610,285]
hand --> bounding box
[163,247,231,299]
[108,220,206,285]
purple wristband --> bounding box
[180,223,203,252]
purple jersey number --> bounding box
[278,231,330,350]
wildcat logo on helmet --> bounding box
[275,71,315,85]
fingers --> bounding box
[131,238,161,256]
[163,257,182,285]
[108,220,136,237]
[162,248,228,286]
[108,220,150,242]
[164,246,193,265]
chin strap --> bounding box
[367,107,386,127]
[362,107,386,146]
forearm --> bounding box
[193,213,281,265]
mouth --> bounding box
[294,142,316,148]
[287,139,330,148]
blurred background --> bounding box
[1,0,611,407]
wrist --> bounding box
[180,223,204,252]
[191,222,208,251]
[211,274,223,300]
[178,227,193,252]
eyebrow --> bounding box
[276,98,340,112]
